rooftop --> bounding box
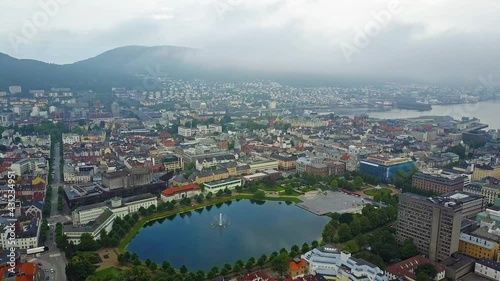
[385,255,445,280]
[476,259,500,271]
[204,177,241,187]
[162,184,200,197]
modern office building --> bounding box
[359,156,416,183]
[301,245,388,281]
[396,193,463,261]
[71,193,158,226]
[412,172,465,194]
[203,178,242,195]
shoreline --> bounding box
[118,194,302,251]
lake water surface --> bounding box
[126,200,329,271]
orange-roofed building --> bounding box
[289,258,308,278]
[0,262,38,281]
[160,183,202,202]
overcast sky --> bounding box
[1,0,499,84]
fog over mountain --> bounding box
[1,0,500,86]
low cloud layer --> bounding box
[1,0,499,85]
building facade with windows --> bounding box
[161,184,201,202]
[458,233,499,260]
[396,193,462,261]
[203,178,242,195]
[412,172,465,194]
[301,245,387,281]
[475,259,500,280]
[359,156,416,183]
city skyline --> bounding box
[1,0,500,85]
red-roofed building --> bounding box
[159,131,171,139]
[289,258,308,278]
[0,262,38,281]
[385,256,446,281]
[160,183,201,202]
[237,272,275,281]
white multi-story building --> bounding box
[65,209,116,245]
[204,178,242,195]
[62,133,81,145]
[178,127,193,137]
[208,124,223,133]
[9,86,22,94]
[71,194,158,226]
[10,158,47,176]
[0,218,39,250]
[302,245,388,281]
[475,259,500,280]
[197,125,210,135]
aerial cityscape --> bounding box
[1,1,500,281]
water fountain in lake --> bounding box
[211,213,230,229]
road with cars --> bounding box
[29,142,68,281]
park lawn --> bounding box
[280,190,302,196]
[260,185,285,192]
[363,188,392,197]
[94,267,122,278]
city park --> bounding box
[59,170,424,281]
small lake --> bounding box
[126,199,329,271]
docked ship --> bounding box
[395,97,432,111]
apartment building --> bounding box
[473,165,500,181]
[465,179,500,205]
[475,259,500,280]
[396,193,462,261]
[269,153,300,171]
[458,233,499,260]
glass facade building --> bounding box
[359,157,416,183]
